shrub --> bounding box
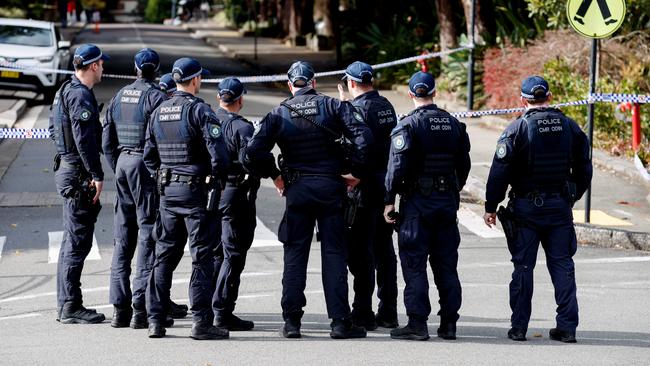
[144,0,171,23]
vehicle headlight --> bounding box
[36,56,54,63]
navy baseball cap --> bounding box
[287,61,315,86]
[171,57,210,83]
[134,48,160,71]
[73,44,109,67]
[342,61,373,83]
[218,77,246,102]
[408,71,436,97]
[521,76,550,100]
[159,73,177,93]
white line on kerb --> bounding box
[0,236,6,259]
[0,313,42,321]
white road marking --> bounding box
[457,206,505,238]
[251,217,283,247]
[0,313,42,322]
[613,209,633,217]
[48,231,101,264]
[0,271,280,304]
[12,105,44,129]
[0,236,6,259]
[460,255,650,269]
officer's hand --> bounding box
[91,180,103,204]
[337,84,349,101]
[273,175,285,196]
[341,174,360,192]
[384,205,396,224]
[483,212,497,228]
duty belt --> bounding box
[60,160,82,169]
[509,190,564,207]
[411,176,455,196]
[121,149,143,156]
[169,174,204,184]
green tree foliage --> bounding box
[145,0,171,23]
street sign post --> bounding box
[566,0,626,223]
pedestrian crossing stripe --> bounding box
[457,207,505,238]
[47,231,102,264]
[0,236,6,259]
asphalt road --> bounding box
[0,23,648,365]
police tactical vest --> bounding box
[353,95,396,173]
[523,109,572,190]
[279,94,342,167]
[218,111,248,176]
[153,96,199,166]
[410,108,460,179]
[113,80,155,149]
[49,80,75,153]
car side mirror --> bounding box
[58,41,71,49]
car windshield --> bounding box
[0,25,52,47]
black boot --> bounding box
[216,313,254,331]
[169,301,188,319]
[352,312,378,331]
[148,323,166,338]
[130,309,148,329]
[437,322,456,340]
[280,318,301,339]
[60,302,105,324]
[507,327,527,341]
[111,306,132,328]
[190,322,230,340]
[390,321,429,341]
[375,313,399,329]
[330,318,367,339]
[549,328,576,343]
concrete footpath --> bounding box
[183,18,650,250]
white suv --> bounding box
[0,18,71,102]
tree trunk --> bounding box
[461,0,494,45]
[435,0,458,51]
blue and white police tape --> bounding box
[0,45,472,84]
[2,92,648,140]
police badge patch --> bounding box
[392,134,405,151]
[209,124,221,138]
[353,112,364,122]
[496,142,507,159]
[79,109,91,121]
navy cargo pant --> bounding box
[509,196,578,332]
[213,178,259,316]
[109,152,157,310]
[54,166,101,308]
[146,181,219,324]
[279,176,351,321]
[397,191,461,324]
[346,175,398,322]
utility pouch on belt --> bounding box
[417,177,434,196]
[277,154,299,186]
[53,154,61,172]
[74,174,96,208]
[497,204,517,255]
[157,168,170,196]
[564,181,577,207]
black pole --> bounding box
[585,38,598,223]
[466,0,476,111]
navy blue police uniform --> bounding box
[485,76,592,343]
[143,58,230,339]
[385,72,471,340]
[48,44,109,323]
[211,78,263,330]
[244,61,373,339]
[342,62,399,329]
[102,48,167,327]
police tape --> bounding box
[204,45,474,84]
[1,93,648,140]
[0,46,472,84]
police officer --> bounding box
[338,61,399,330]
[483,76,592,343]
[144,57,230,340]
[48,44,108,324]
[102,48,170,328]
[159,73,177,96]
[384,71,471,341]
[211,77,264,331]
[244,61,373,339]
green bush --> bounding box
[0,7,25,18]
[438,34,484,104]
[144,0,171,23]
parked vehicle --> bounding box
[0,18,71,103]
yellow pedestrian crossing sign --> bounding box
[567,0,626,38]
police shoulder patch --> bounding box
[353,111,364,122]
[392,133,406,151]
[495,142,507,159]
[79,109,91,121]
[209,124,222,138]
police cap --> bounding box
[134,48,160,71]
[73,44,109,68]
[287,61,315,87]
[171,57,210,83]
[342,61,374,83]
[521,75,550,101]
[408,71,436,97]
[159,73,177,93]
[218,77,246,103]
